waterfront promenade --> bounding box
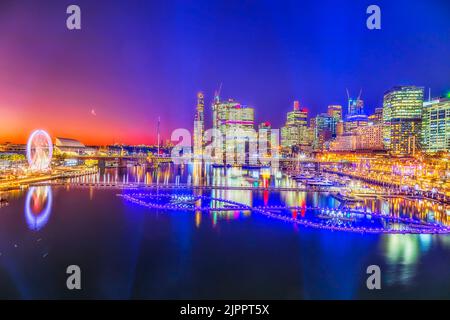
[0,169,96,191]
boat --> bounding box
[305,179,335,187]
[330,192,360,203]
[292,174,315,181]
[212,163,232,168]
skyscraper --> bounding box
[422,97,450,153]
[327,105,342,136]
[345,92,368,133]
[212,97,255,163]
[368,107,383,124]
[313,113,334,151]
[193,92,205,157]
[258,121,272,156]
[382,86,424,155]
[327,105,343,121]
[281,101,309,151]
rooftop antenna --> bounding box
[214,82,223,103]
[357,88,362,100]
[428,87,431,101]
[218,82,223,97]
[346,88,350,100]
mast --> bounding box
[157,116,160,155]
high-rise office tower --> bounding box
[422,97,450,153]
[313,113,334,151]
[194,92,205,156]
[327,105,343,121]
[348,97,364,116]
[326,105,342,136]
[281,101,309,151]
[345,91,368,132]
[382,86,424,155]
[368,107,383,124]
[258,121,272,156]
[212,98,255,163]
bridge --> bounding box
[68,154,172,167]
[31,181,341,193]
[118,192,450,234]
[65,154,341,168]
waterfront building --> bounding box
[345,92,368,133]
[54,137,86,155]
[212,98,254,133]
[382,86,424,155]
[313,113,334,151]
[354,124,384,151]
[280,101,309,151]
[212,97,255,163]
[258,122,272,157]
[336,121,345,136]
[0,143,26,154]
[368,107,383,124]
[328,134,356,152]
[327,105,343,121]
[329,124,383,152]
[193,92,205,157]
[327,105,342,136]
[422,97,450,153]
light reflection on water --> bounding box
[24,186,52,231]
[68,164,450,224]
[1,164,450,298]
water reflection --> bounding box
[24,186,52,231]
[2,166,450,298]
[70,164,450,229]
[381,233,438,286]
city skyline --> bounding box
[1,83,447,147]
[1,0,449,145]
[2,1,450,302]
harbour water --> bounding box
[1,164,450,299]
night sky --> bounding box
[0,0,449,145]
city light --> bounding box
[26,129,53,171]
[0,0,448,302]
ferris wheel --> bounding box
[26,129,53,171]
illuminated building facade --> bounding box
[327,105,343,121]
[193,92,205,157]
[281,101,309,150]
[354,124,384,151]
[212,97,255,162]
[313,113,334,150]
[258,121,272,156]
[329,124,383,152]
[327,105,342,136]
[336,121,345,136]
[368,107,383,124]
[54,137,86,155]
[329,134,356,151]
[422,97,450,153]
[345,94,368,133]
[212,98,254,132]
[383,86,424,155]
